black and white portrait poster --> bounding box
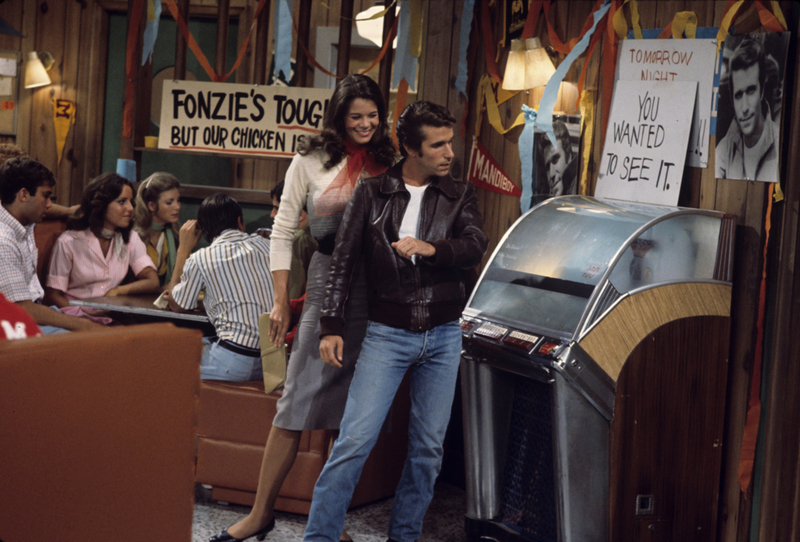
[528,114,580,209]
[715,32,790,182]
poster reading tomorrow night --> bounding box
[158,80,332,158]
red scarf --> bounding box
[315,140,387,217]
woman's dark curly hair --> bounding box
[298,74,396,169]
[67,172,135,243]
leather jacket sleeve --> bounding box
[423,181,488,270]
[319,181,368,337]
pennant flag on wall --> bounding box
[53,99,75,165]
[467,139,522,198]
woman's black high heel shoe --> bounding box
[208,518,275,542]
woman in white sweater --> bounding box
[210,75,397,542]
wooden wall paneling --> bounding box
[29,0,67,171]
[336,0,354,77]
[232,1,256,190]
[0,2,22,146]
[758,5,800,539]
[70,0,107,203]
[54,0,84,205]
[295,0,314,87]
[10,1,31,152]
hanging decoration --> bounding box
[537,0,611,147]
[53,99,75,165]
[467,139,522,198]
[454,0,476,99]
[122,0,145,139]
[274,0,293,82]
[142,0,161,65]
[578,90,595,196]
[517,104,537,212]
[163,0,269,82]
[392,0,419,92]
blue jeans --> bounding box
[200,337,262,382]
[303,320,462,542]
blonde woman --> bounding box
[134,172,182,286]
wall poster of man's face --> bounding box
[528,114,580,210]
[715,32,790,183]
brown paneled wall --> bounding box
[0,1,797,541]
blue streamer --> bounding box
[141,0,161,66]
[392,0,418,92]
[116,159,137,184]
[274,0,293,81]
[518,105,537,214]
[454,0,476,99]
[537,0,611,146]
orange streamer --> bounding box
[122,0,144,138]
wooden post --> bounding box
[174,0,190,80]
[378,1,396,106]
[215,0,231,79]
[336,0,354,77]
[119,0,145,163]
[254,0,271,85]
[295,0,313,86]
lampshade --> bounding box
[24,51,51,89]
[524,38,556,89]
[502,39,528,91]
[502,37,556,91]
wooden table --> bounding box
[69,294,210,323]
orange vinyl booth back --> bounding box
[0,323,202,542]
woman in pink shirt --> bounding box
[44,173,159,320]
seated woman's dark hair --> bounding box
[298,74,396,169]
[68,172,135,243]
[197,193,243,243]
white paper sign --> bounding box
[0,77,12,96]
[616,39,717,168]
[0,58,17,77]
[595,80,696,206]
[158,80,333,157]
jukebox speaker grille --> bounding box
[500,377,557,542]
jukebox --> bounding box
[461,196,735,542]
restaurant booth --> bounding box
[460,195,735,541]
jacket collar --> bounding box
[379,158,458,199]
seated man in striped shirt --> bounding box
[165,194,274,382]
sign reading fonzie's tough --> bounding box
[595,80,696,206]
[158,80,332,157]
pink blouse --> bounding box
[46,229,155,299]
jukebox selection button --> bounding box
[536,339,562,357]
[460,320,475,332]
[474,323,507,340]
[502,330,540,352]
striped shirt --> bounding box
[171,229,273,349]
[0,205,43,303]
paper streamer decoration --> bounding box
[116,159,137,183]
[392,0,418,92]
[142,0,161,65]
[409,0,422,58]
[537,0,610,147]
[53,99,75,165]
[274,0,293,81]
[123,0,145,138]
[518,105,537,214]
[476,75,527,137]
[454,0,476,99]
[579,90,595,196]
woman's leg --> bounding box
[224,426,301,539]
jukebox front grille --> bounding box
[500,377,557,542]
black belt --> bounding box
[316,233,337,256]
[213,338,260,357]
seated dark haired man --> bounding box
[165,194,275,381]
[0,157,102,333]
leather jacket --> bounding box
[320,160,489,335]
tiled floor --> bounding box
[192,482,467,542]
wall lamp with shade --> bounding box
[24,51,54,89]
[502,37,556,91]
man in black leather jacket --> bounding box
[303,102,488,542]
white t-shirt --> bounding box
[399,183,428,263]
